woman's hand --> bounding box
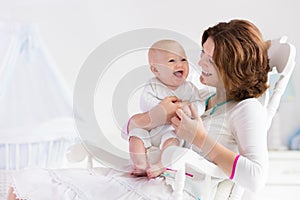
[171,104,206,146]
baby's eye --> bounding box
[181,58,187,62]
[168,59,175,62]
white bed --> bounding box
[12,167,196,200]
[11,144,227,200]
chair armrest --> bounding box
[162,146,227,178]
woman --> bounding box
[129,19,270,197]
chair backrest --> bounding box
[261,36,296,129]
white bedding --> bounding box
[11,144,236,200]
[12,167,197,200]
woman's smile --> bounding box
[201,70,212,76]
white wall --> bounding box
[1,0,299,148]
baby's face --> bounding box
[151,49,189,90]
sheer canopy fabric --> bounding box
[0,22,75,138]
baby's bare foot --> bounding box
[130,167,147,177]
[146,165,166,179]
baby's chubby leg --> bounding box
[129,128,152,177]
[147,137,180,178]
[162,137,181,149]
[129,136,148,176]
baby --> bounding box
[128,39,204,178]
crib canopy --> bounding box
[0,21,76,139]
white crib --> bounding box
[0,22,78,199]
[0,135,70,199]
[0,118,78,199]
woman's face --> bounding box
[198,37,220,87]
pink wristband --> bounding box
[229,154,240,180]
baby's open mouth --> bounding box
[173,70,184,78]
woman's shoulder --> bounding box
[236,98,264,108]
[227,98,267,132]
[228,98,266,116]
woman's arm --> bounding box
[229,99,268,191]
[128,96,181,131]
[172,100,268,192]
[171,105,237,177]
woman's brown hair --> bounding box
[202,19,270,101]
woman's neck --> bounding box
[206,89,230,113]
[213,90,227,104]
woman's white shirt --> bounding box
[199,98,268,192]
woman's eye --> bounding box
[168,59,175,62]
[200,50,205,57]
